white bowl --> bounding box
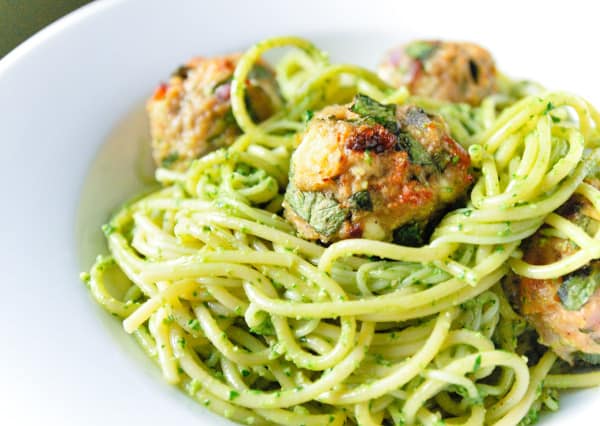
[1,0,598,424]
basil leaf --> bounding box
[248,64,272,80]
[161,151,179,168]
[393,222,425,247]
[350,94,398,131]
[172,64,190,79]
[349,190,373,211]
[574,352,600,365]
[285,183,347,237]
[558,267,600,311]
[350,95,432,165]
[396,131,433,166]
[405,41,437,61]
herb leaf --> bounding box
[574,352,600,365]
[350,95,432,166]
[392,222,425,247]
[161,151,180,168]
[285,183,347,237]
[405,41,437,61]
[472,355,482,373]
[349,190,373,211]
[397,131,432,165]
[350,94,398,131]
[558,267,600,311]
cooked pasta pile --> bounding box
[82,37,600,426]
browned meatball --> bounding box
[283,94,473,244]
[379,40,497,106]
[508,185,600,363]
[147,54,281,170]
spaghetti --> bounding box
[82,36,600,426]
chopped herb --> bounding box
[544,102,555,115]
[248,64,272,80]
[574,352,600,365]
[304,110,314,122]
[432,150,454,170]
[468,59,479,83]
[396,131,433,166]
[350,95,433,166]
[518,407,539,426]
[374,354,391,366]
[285,182,347,237]
[188,318,200,331]
[250,316,275,336]
[349,190,373,211]
[405,41,437,61]
[241,369,251,377]
[228,390,240,400]
[472,355,482,373]
[101,223,116,237]
[393,222,425,247]
[350,94,398,131]
[161,151,180,168]
[172,64,190,79]
[558,266,600,311]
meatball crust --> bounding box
[147,54,281,170]
[508,186,600,362]
[379,40,497,106]
[283,95,473,244]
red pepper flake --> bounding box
[152,83,168,101]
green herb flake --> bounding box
[405,41,437,61]
[558,267,600,311]
[574,352,600,365]
[393,222,425,247]
[350,94,398,130]
[228,390,240,400]
[285,182,347,237]
[304,110,314,122]
[188,318,200,331]
[374,354,391,366]
[101,223,116,237]
[349,190,373,211]
[397,131,433,166]
[472,355,482,373]
[161,151,180,168]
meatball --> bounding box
[283,94,473,244]
[147,54,281,170]
[508,187,600,363]
[378,40,497,106]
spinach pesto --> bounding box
[83,34,600,426]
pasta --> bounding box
[81,36,600,425]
